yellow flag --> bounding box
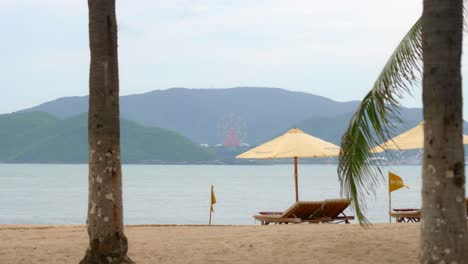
[389,172,409,192]
[210,185,216,212]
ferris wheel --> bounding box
[216,113,247,146]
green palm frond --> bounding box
[338,17,422,225]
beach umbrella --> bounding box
[371,121,468,153]
[236,128,340,201]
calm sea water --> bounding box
[0,164,455,225]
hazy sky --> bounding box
[1,0,466,116]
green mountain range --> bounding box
[21,87,361,145]
[295,108,425,145]
[0,112,215,163]
[12,88,456,164]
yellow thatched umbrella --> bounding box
[371,121,468,153]
[236,128,340,201]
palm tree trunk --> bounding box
[81,1,133,263]
[421,0,467,263]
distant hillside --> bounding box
[295,107,424,145]
[20,87,361,145]
[0,112,58,161]
[0,112,215,163]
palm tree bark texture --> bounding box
[81,0,133,263]
[421,0,467,263]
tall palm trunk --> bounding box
[81,1,133,263]
[421,0,467,263]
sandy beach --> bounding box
[0,223,419,264]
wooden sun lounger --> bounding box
[391,209,421,222]
[253,201,323,225]
[254,199,354,225]
[392,198,468,223]
[312,198,355,224]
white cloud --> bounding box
[4,0,465,116]
[0,0,84,10]
[114,0,423,96]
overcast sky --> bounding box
[1,0,466,116]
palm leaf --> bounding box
[337,17,422,225]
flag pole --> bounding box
[388,173,391,223]
[388,171,409,223]
[389,190,392,223]
[209,207,212,225]
[209,185,216,225]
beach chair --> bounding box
[253,201,324,225]
[391,198,468,223]
[311,198,354,224]
[391,209,421,222]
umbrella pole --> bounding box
[294,157,299,202]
